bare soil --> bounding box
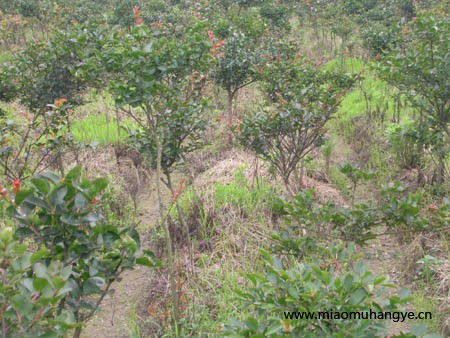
[81,179,172,338]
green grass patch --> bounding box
[213,166,274,212]
[0,53,11,64]
[174,166,275,218]
[71,113,135,145]
[328,166,351,197]
[323,57,365,74]
[411,288,445,335]
[324,57,415,144]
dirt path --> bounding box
[364,233,412,335]
[81,179,172,338]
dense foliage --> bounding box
[0,0,448,337]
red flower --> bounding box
[54,98,67,108]
[133,5,139,16]
[213,40,224,49]
[210,40,225,54]
[207,30,215,41]
[12,179,20,194]
[133,5,143,26]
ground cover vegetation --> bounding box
[0,0,449,337]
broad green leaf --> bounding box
[33,277,49,291]
[135,256,158,268]
[349,288,367,305]
[343,274,354,290]
[39,172,60,184]
[31,178,50,194]
[31,247,50,264]
[23,195,51,211]
[12,294,32,313]
[66,165,82,181]
[60,266,72,280]
[33,262,48,278]
[50,185,68,207]
[83,277,104,295]
[57,284,74,297]
[21,278,34,293]
[61,213,80,226]
[74,193,88,210]
[90,178,108,196]
[244,317,259,330]
[52,276,66,290]
[266,322,283,335]
[15,189,33,205]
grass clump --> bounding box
[144,167,276,337]
[71,113,135,146]
[213,166,274,213]
[0,53,11,63]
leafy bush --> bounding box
[0,227,76,337]
[376,13,450,182]
[386,120,422,169]
[259,3,291,31]
[361,22,397,56]
[379,181,449,233]
[222,240,415,337]
[0,102,76,180]
[212,28,264,129]
[238,61,355,193]
[0,166,159,337]
[1,23,102,111]
[272,182,449,246]
[339,163,374,205]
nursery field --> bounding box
[0,1,449,337]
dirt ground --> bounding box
[81,178,172,338]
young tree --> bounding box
[101,14,212,329]
[376,13,449,182]
[0,22,103,112]
[102,17,211,217]
[211,29,263,135]
[238,60,355,195]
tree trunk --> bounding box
[226,89,234,145]
[73,327,82,338]
[155,137,179,333]
[166,173,192,252]
[1,268,6,338]
[434,155,446,184]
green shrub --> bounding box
[238,61,354,191]
[386,120,422,169]
[272,182,449,246]
[222,240,417,337]
[0,227,76,337]
[329,166,351,197]
[1,166,160,337]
